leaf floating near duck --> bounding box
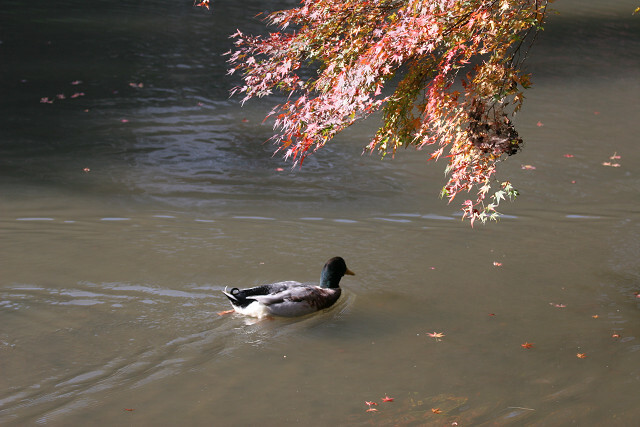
[222,257,354,319]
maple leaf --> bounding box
[493,261,503,267]
[217,309,235,316]
[366,408,378,412]
[381,395,394,402]
[194,0,210,10]
[611,333,621,338]
[576,353,587,359]
[521,342,534,349]
[365,401,378,406]
[431,408,442,414]
[427,332,445,341]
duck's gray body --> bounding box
[222,257,353,318]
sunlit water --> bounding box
[1,0,639,425]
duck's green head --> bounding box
[319,257,355,288]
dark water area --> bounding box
[1,0,640,425]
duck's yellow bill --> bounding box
[345,268,355,276]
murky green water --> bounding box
[1,0,639,425]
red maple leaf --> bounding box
[381,395,394,402]
[521,342,534,349]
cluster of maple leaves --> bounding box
[218,0,551,224]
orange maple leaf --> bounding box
[427,332,445,339]
[431,408,442,414]
[576,353,587,359]
[521,342,534,349]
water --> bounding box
[1,0,639,425]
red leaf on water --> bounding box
[612,333,621,338]
[381,395,394,403]
[124,408,135,411]
[576,353,587,359]
[521,164,536,170]
[493,261,503,267]
[365,401,378,406]
[366,408,378,412]
[195,0,210,9]
[536,121,544,127]
[427,332,445,341]
[563,154,574,158]
[521,342,534,349]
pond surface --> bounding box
[1,0,639,425]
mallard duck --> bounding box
[222,257,354,318]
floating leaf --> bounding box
[427,332,445,341]
[431,408,442,414]
[576,353,587,359]
[521,342,534,349]
[381,395,394,403]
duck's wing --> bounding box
[248,286,341,316]
[223,282,304,308]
